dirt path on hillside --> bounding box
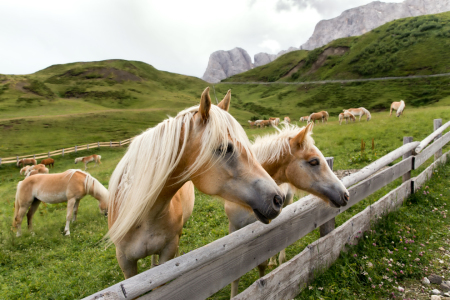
[0,107,167,122]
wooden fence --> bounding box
[0,138,134,165]
[83,119,450,300]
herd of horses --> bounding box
[249,100,406,128]
[10,89,408,298]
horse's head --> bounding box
[264,123,349,207]
[74,157,81,164]
[186,88,285,223]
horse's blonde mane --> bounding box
[106,104,254,245]
[252,123,314,165]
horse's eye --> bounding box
[216,143,234,154]
[308,158,319,166]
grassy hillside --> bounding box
[225,12,450,83]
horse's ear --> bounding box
[217,90,231,111]
[199,87,212,122]
[290,122,313,148]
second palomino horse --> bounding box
[390,100,405,117]
[299,116,309,122]
[344,107,371,121]
[106,87,285,279]
[17,158,36,167]
[284,116,291,123]
[13,169,108,236]
[308,111,328,123]
[339,111,356,124]
[225,122,349,298]
[75,154,101,170]
[26,164,49,177]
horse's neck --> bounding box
[261,158,288,185]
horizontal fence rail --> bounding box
[81,119,450,300]
[0,137,136,165]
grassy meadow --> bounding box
[1,106,450,299]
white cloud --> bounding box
[258,39,282,53]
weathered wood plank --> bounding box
[414,132,450,169]
[415,120,450,154]
[342,142,419,188]
[403,137,413,182]
[413,151,449,191]
[434,119,443,160]
[232,180,412,300]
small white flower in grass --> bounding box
[308,286,313,290]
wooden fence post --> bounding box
[119,141,121,147]
[402,136,413,182]
[110,141,112,148]
[87,144,89,150]
[98,142,100,148]
[75,145,77,153]
[48,152,50,158]
[62,148,64,157]
[33,154,35,159]
[0,158,2,166]
[16,156,19,165]
[434,119,443,160]
[320,157,335,237]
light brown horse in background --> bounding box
[308,112,324,123]
[390,100,405,117]
[344,107,371,121]
[269,117,280,126]
[299,116,309,122]
[107,87,284,279]
[13,169,108,236]
[74,154,101,170]
[339,111,356,124]
[41,158,55,168]
[319,111,329,123]
[257,120,271,128]
[17,158,36,167]
[25,164,49,177]
[225,122,349,298]
[284,116,291,123]
[20,166,33,175]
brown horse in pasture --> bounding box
[41,158,55,168]
[17,158,36,167]
[225,122,349,298]
[26,164,49,177]
[106,87,285,279]
[284,116,291,123]
[339,111,356,124]
[75,154,101,170]
[390,100,405,117]
[13,169,108,236]
[299,116,309,122]
[344,107,371,121]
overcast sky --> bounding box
[0,0,404,78]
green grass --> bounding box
[296,163,450,300]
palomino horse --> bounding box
[17,158,36,167]
[339,111,356,124]
[269,117,280,126]
[308,112,325,123]
[20,165,33,175]
[284,116,291,123]
[225,122,349,298]
[257,120,272,128]
[41,158,55,168]
[13,169,108,236]
[299,116,309,122]
[248,120,257,128]
[390,100,405,117]
[74,154,101,170]
[344,107,371,121]
[25,164,49,177]
[107,87,284,279]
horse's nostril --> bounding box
[344,192,349,202]
[273,195,283,210]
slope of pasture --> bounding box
[1,108,450,299]
[225,12,450,83]
[0,59,208,120]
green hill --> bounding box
[225,12,450,83]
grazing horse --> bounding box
[248,120,257,128]
[299,116,309,122]
[344,107,371,121]
[390,100,405,117]
[339,111,356,125]
[106,87,284,279]
[269,117,280,126]
[20,166,33,175]
[74,154,101,170]
[225,122,349,298]
[13,169,108,236]
[17,158,36,167]
[308,112,324,124]
[25,164,49,177]
[284,116,291,124]
[257,120,272,128]
[41,158,55,168]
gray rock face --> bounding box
[430,274,444,284]
[275,47,299,58]
[202,47,254,83]
[301,0,450,50]
[254,53,277,67]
